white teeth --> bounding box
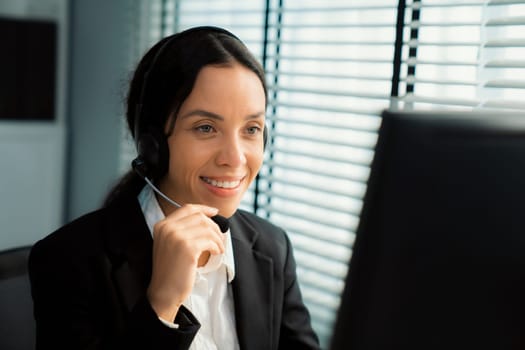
[202,177,240,189]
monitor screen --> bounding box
[330,109,525,350]
[0,17,56,120]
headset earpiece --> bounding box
[133,127,169,180]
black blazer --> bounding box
[29,192,320,350]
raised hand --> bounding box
[146,204,225,321]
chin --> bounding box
[218,208,237,219]
[216,202,241,218]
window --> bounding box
[397,0,525,110]
[258,1,395,344]
[121,0,525,347]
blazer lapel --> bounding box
[103,195,153,313]
[230,213,274,350]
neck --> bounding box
[155,192,177,216]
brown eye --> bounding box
[195,124,214,133]
[246,126,261,135]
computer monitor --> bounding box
[330,109,525,350]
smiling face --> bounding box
[158,63,266,218]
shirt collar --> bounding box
[137,185,236,282]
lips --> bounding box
[200,176,243,189]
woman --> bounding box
[29,26,320,349]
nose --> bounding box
[215,133,247,167]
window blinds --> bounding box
[397,0,525,110]
[258,1,396,345]
[482,0,525,109]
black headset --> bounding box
[131,26,267,182]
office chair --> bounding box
[0,246,35,350]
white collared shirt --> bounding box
[138,186,240,350]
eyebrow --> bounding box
[179,109,265,121]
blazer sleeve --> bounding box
[278,234,321,350]
[28,238,199,350]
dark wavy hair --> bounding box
[104,26,267,206]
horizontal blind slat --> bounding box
[402,94,479,107]
[485,59,525,68]
[258,190,362,217]
[407,20,482,28]
[268,85,392,100]
[263,147,372,172]
[267,69,393,81]
[266,23,397,29]
[485,38,525,47]
[402,58,479,66]
[261,176,364,201]
[270,4,398,12]
[271,130,376,150]
[261,159,373,181]
[406,39,480,47]
[486,16,525,26]
[267,101,386,121]
[482,100,525,109]
[260,203,360,232]
[293,250,351,279]
[488,0,525,5]
[284,222,355,246]
[410,1,485,8]
[485,79,525,89]
[291,235,352,266]
[266,39,396,46]
[401,76,477,86]
[266,54,393,64]
[267,116,380,136]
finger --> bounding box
[192,235,225,256]
[186,222,226,254]
[155,213,226,252]
[154,209,217,237]
[166,204,219,220]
